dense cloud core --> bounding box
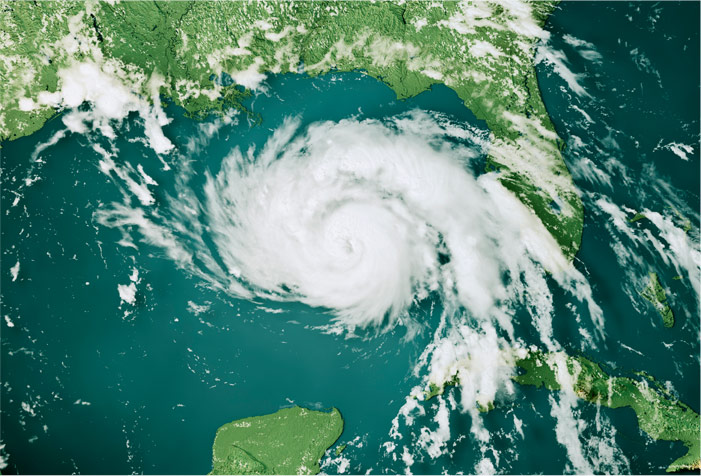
[95,112,599,335]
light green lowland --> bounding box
[421,348,700,472]
[210,406,343,475]
[0,0,582,260]
[514,351,700,473]
[641,272,675,328]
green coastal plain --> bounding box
[210,406,343,475]
[641,272,675,328]
[1,0,582,260]
[514,351,700,473]
[422,349,700,472]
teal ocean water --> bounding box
[1,2,699,474]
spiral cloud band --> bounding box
[96,110,597,336]
[89,108,609,469]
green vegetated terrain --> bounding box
[421,349,700,472]
[629,212,648,223]
[210,406,343,475]
[514,351,700,473]
[0,0,582,260]
[641,272,675,328]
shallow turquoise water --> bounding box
[1,2,699,474]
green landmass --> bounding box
[667,206,693,234]
[420,349,699,472]
[422,373,491,411]
[514,351,700,473]
[629,212,648,223]
[0,0,583,260]
[423,374,459,401]
[334,444,347,456]
[683,221,692,234]
[425,382,443,400]
[641,272,675,328]
[630,208,693,234]
[210,406,343,475]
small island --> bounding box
[210,406,343,475]
[641,272,675,328]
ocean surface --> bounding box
[1,2,699,474]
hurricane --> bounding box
[2,2,699,473]
[85,107,611,424]
[96,113,584,323]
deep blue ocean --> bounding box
[1,2,699,474]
